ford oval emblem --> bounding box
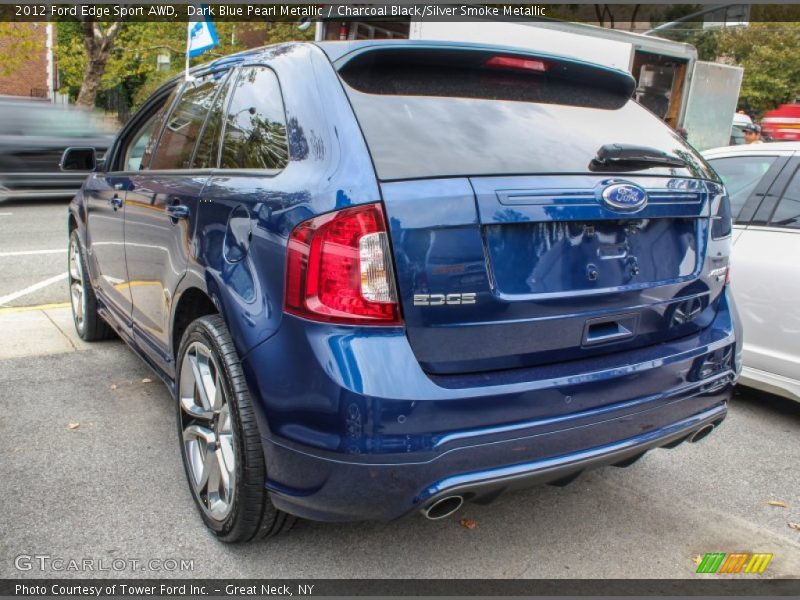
[601,183,648,211]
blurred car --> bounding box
[761,103,800,142]
[703,143,800,401]
[0,98,114,201]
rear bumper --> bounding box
[240,289,738,522]
[415,403,725,514]
[259,387,729,522]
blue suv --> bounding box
[63,41,740,542]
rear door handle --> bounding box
[166,204,190,220]
[110,194,123,210]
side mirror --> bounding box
[60,147,97,171]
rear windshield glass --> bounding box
[338,49,713,181]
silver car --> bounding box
[703,142,800,401]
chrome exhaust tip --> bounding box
[689,424,715,443]
[421,495,464,520]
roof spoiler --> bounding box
[332,42,636,98]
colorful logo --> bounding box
[696,552,773,574]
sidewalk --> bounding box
[0,303,106,359]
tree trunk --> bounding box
[75,53,110,107]
[75,21,121,109]
[629,5,642,31]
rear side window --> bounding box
[338,48,713,181]
[220,66,288,170]
[770,166,800,229]
[150,73,226,170]
[193,75,233,169]
[708,155,778,221]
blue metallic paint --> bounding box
[69,41,739,523]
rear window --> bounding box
[338,48,713,181]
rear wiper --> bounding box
[590,143,687,172]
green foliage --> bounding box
[55,21,315,112]
[654,6,800,118]
[713,23,800,117]
[0,23,41,77]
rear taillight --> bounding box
[284,203,402,325]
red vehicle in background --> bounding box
[761,103,800,141]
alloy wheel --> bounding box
[68,238,85,333]
[179,341,236,521]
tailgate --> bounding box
[383,175,719,374]
[333,42,725,375]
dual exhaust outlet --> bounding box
[419,424,717,520]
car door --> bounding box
[124,70,230,374]
[82,92,176,331]
[83,169,129,323]
[730,155,800,383]
[82,123,164,329]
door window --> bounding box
[150,73,226,170]
[137,89,180,171]
[220,66,289,170]
[770,166,800,229]
[124,113,160,172]
[707,155,778,221]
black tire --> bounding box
[68,230,115,341]
[176,314,295,542]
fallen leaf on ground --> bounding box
[67,423,80,430]
[141,378,152,384]
[459,518,477,530]
[789,522,800,531]
[767,500,788,508]
[110,384,118,390]
[692,555,703,567]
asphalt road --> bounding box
[1,198,799,580]
[0,200,70,308]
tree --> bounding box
[713,22,800,117]
[75,21,122,107]
[0,23,40,77]
[652,5,800,118]
[56,22,314,114]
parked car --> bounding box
[730,112,753,145]
[64,41,739,542]
[0,98,114,201]
[703,143,800,402]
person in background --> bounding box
[744,123,764,144]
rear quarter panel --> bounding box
[185,43,380,359]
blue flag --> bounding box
[187,14,219,58]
